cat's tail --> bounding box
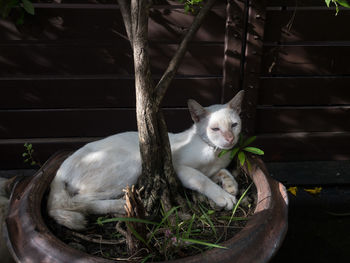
[47,177,87,230]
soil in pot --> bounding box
[44,169,257,262]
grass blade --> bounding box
[180,238,227,249]
[199,206,216,236]
[126,222,148,248]
[184,214,196,239]
[96,217,158,226]
[147,206,180,244]
[228,182,253,225]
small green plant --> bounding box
[96,186,252,262]
[23,143,41,167]
[325,0,350,15]
[0,0,34,24]
[218,134,264,172]
[179,0,203,13]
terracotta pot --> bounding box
[4,151,288,263]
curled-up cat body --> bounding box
[47,91,244,230]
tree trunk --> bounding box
[120,0,217,217]
[130,0,183,215]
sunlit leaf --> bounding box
[218,149,229,158]
[287,186,298,196]
[230,147,240,159]
[243,147,264,155]
[238,151,246,167]
[337,0,350,8]
[325,0,331,7]
[304,187,322,195]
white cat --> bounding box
[47,91,244,230]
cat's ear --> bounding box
[228,90,244,114]
[188,99,208,123]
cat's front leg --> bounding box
[176,166,236,210]
[211,169,238,196]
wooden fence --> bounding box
[0,0,349,169]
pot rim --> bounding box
[4,151,288,263]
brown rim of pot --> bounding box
[4,151,288,263]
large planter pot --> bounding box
[4,151,288,263]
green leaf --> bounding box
[238,151,246,167]
[30,161,36,166]
[241,136,257,148]
[184,4,190,12]
[180,238,227,249]
[243,147,264,155]
[21,0,35,15]
[246,158,252,172]
[218,149,229,158]
[325,0,331,7]
[337,0,350,8]
[22,153,28,157]
[230,147,240,159]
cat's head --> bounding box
[188,91,244,150]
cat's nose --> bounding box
[226,137,234,143]
[224,132,234,143]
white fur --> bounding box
[47,92,244,230]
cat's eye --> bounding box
[211,127,220,131]
[231,123,238,128]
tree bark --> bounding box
[130,0,182,215]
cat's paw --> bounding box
[213,191,237,210]
[216,169,238,196]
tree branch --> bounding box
[117,0,133,46]
[155,0,217,106]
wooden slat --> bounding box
[0,7,225,42]
[262,46,350,75]
[222,0,245,102]
[0,137,95,169]
[0,77,223,109]
[0,43,223,76]
[267,160,350,185]
[267,0,339,7]
[0,108,195,139]
[256,132,350,162]
[256,106,350,133]
[265,10,350,43]
[2,131,350,169]
[259,77,350,106]
[241,0,266,134]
